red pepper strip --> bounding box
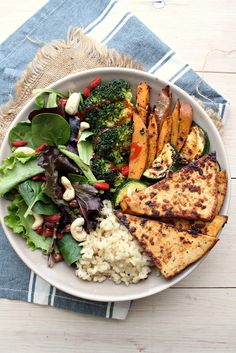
[84,87,90,98]
[90,76,101,89]
[93,182,110,190]
[129,142,142,160]
[11,140,28,147]
[32,173,45,181]
[121,165,129,176]
[35,143,47,153]
[32,173,46,181]
[44,213,61,223]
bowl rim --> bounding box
[0,67,231,302]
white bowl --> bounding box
[0,68,230,302]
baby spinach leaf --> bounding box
[0,159,43,196]
[56,233,81,265]
[18,180,58,217]
[4,194,51,253]
[35,95,45,109]
[8,121,34,148]
[32,113,70,146]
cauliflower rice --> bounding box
[76,200,152,285]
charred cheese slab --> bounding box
[116,213,217,279]
[125,153,218,221]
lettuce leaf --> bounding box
[77,130,94,166]
[0,150,36,175]
[4,194,51,253]
[0,159,43,197]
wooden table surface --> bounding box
[0,1,236,352]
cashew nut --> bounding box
[29,210,44,230]
[14,147,35,155]
[65,92,82,115]
[71,217,87,242]
[61,176,75,201]
[79,122,90,132]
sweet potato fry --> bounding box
[176,101,193,151]
[128,113,148,179]
[146,112,159,167]
[155,86,172,129]
[136,82,150,125]
[157,115,172,154]
[170,99,180,147]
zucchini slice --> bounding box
[143,143,178,180]
[113,179,147,207]
[216,161,221,172]
[180,124,209,163]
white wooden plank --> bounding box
[0,289,235,353]
[126,0,236,73]
[198,72,236,177]
[0,1,236,73]
[0,0,47,44]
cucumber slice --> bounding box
[180,124,209,163]
[113,179,147,207]
[216,161,221,172]
[201,128,210,156]
[143,143,178,180]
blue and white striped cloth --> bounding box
[0,0,229,320]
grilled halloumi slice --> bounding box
[116,213,217,279]
[125,153,218,221]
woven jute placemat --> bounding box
[0,27,223,143]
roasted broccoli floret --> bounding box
[95,120,133,165]
[83,80,133,133]
[91,159,124,190]
[91,159,111,180]
[85,101,130,132]
[83,80,132,108]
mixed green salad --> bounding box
[0,77,134,266]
